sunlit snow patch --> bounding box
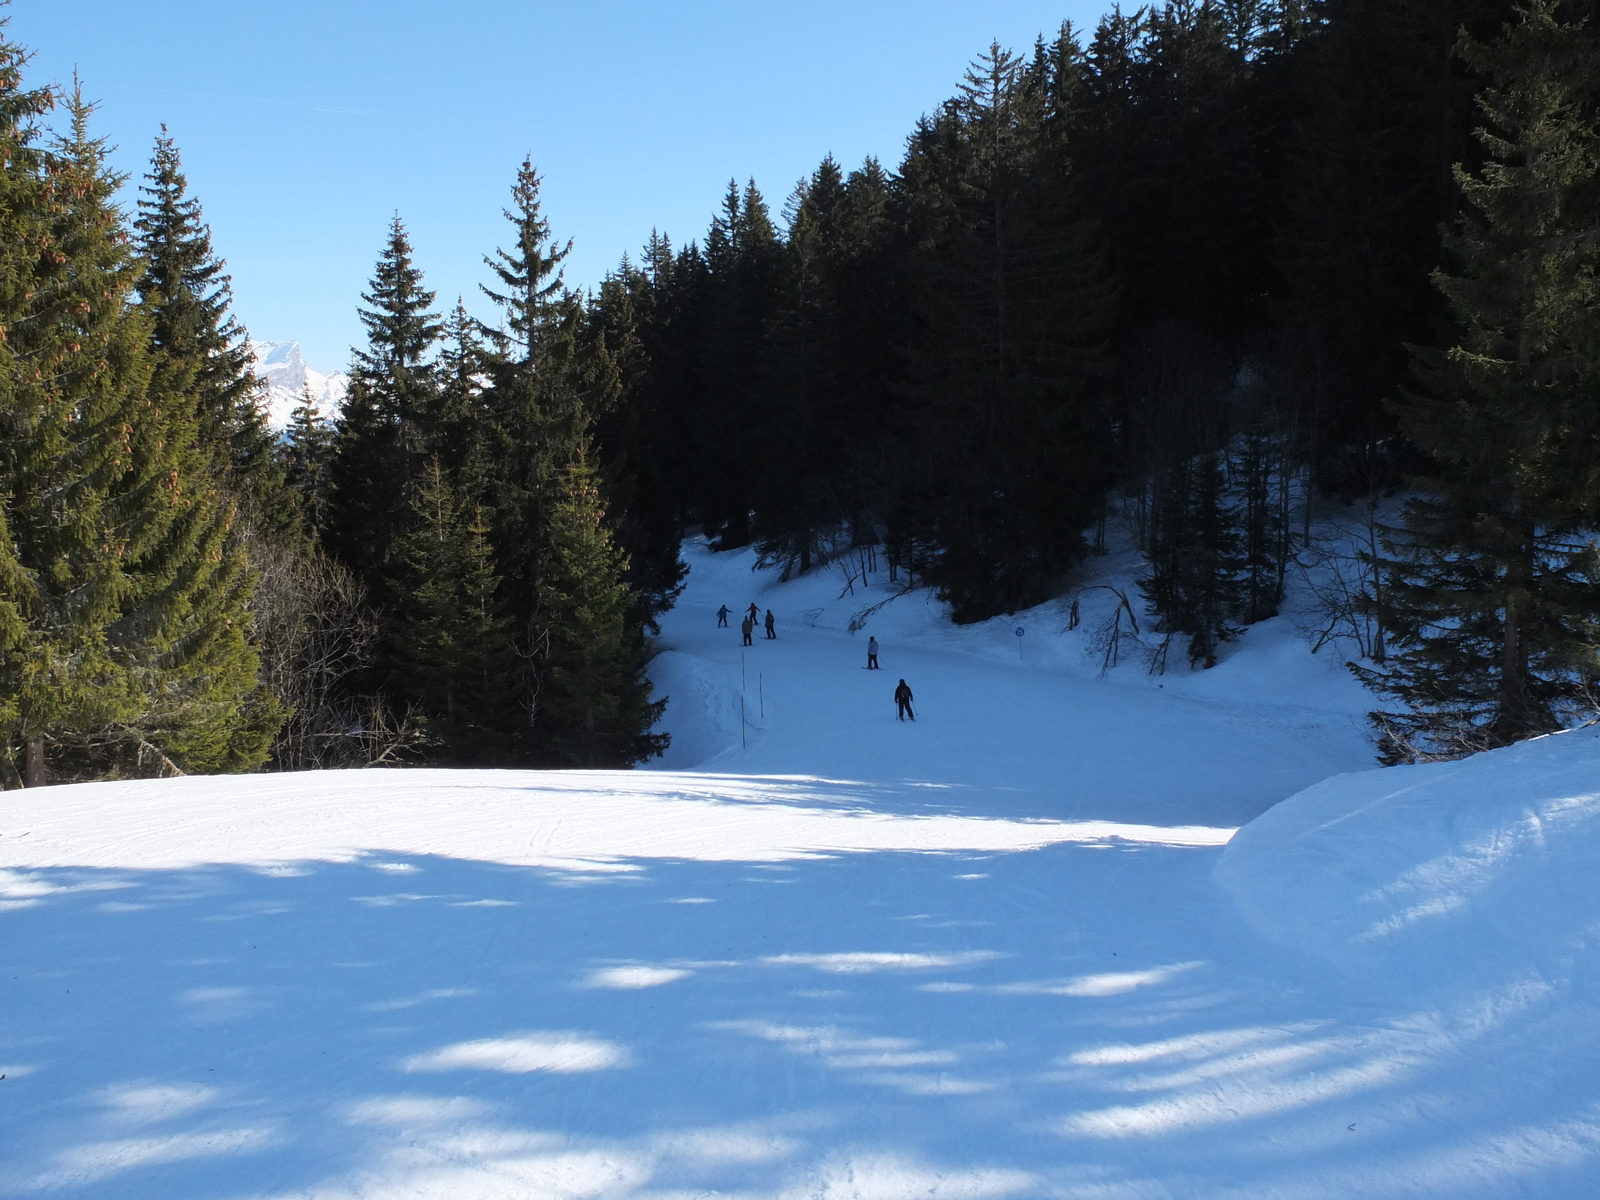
[763,951,1004,974]
[403,1031,630,1074]
[583,965,692,989]
[28,1128,276,1188]
[97,1082,217,1125]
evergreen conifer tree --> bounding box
[897,40,1117,621]
[3,85,277,784]
[587,263,688,629]
[435,300,487,482]
[1356,0,1600,761]
[476,160,604,615]
[696,179,785,547]
[134,129,286,533]
[533,452,667,766]
[1139,449,1247,669]
[392,457,521,761]
[283,384,334,525]
[325,217,442,588]
[475,159,666,765]
[0,23,55,787]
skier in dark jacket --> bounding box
[741,615,754,646]
[894,679,914,721]
[746,602,760,625]
[764,609,776,639]
[716,605,731,627]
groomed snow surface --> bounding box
[4,537,1599,1198]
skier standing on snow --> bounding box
[746,602,760,625]
[867,636,879,669]
[741,615,754,646]
[716,605,731,627]
[894,678,915,721]
[764,609,776,639]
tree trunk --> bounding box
[1496,525,1536,742]
[24,737,46,788]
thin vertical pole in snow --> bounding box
[741,694,747,749]
[760,674,764,717]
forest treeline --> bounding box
[0,54,664,784]
[595,0,1600,762]
[2,0,1599,784]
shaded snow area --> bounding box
[3,539,1598,1197]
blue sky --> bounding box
[14,1,1104,371]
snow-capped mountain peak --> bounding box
[249,340,348,431]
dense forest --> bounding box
[2,0,1599,785]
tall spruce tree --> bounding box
[477,159,667,764]
[134,129,286,534]
[477,159,586,605]
[434,300,487,482]
[392,458,520,762]
[3,86,277,785]
[695,179,785,547]
[283,384,334,526]
[588,262,688,628]
[1356,0,1600,761]
[324,217,442,590]
[1139,449,1247,669]
[0,29,56,787]
[533,452,667,766]
[897,40,1117,621]
[1276,0,1518,487]
[751,158,850,576]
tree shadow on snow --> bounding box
[1,842,1597,1199]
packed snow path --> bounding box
[3,541,1597,1197]
[650,541,1367,828]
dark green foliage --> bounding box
[283,385,335,526]
[587,265,688,629]
[392,458,521,762]
[475,161,595,613]
[434,300,488,482]
[465,159,669,766]
[1,84,279,785]
[1232,389,1294,624]
[324,217,442,588]
[15,0,1598,781]
[1079,5,1278,347]
[896,41,1117,621]
[1276,0,1519,487]
[531,453,668,766]
[1355,0,1600,762]
[695,180,787,549]
[1139,450,1247,669]
[134,129,288,536]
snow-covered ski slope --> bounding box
[4,538,1600,1198]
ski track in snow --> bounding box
[2,539,1597,1197]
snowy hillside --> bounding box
[3,540,1599,1197]
[249,340,348,431]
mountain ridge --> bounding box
[248,339,347,431]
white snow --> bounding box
[2,537,1598,1197]
[248,340,348,431]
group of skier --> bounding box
[713,605,914,721]
[717,602,776,646]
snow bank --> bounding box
[1217,727,1600,991]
